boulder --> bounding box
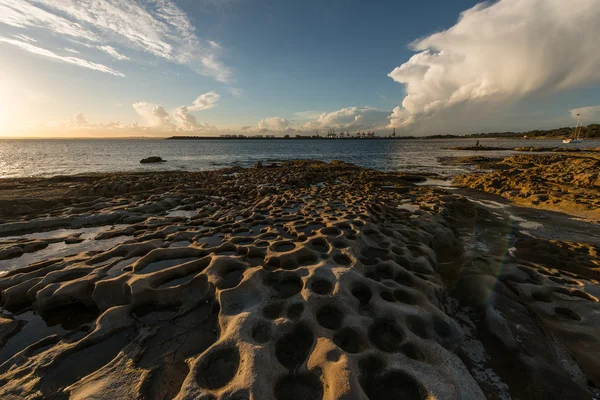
[140,156,166,164]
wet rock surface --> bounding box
[0,160,597,399]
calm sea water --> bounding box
[1,138,598,179]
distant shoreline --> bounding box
[166,125,599,140]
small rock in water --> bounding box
[140,156,166,164]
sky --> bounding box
[0,0,599,137]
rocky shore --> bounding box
[452,152,600,221]
[0,160,598,399]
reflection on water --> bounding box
[0,225,133,272]
[2,138,599,179]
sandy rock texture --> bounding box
[453,153,600,221]
[0,160,598,399]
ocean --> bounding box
[1,138,598,179]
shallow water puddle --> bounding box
[138,257,197,275]
[509,215,543,229]
[3,224,130,241]
[397,204,419,212]
[0,232,134,272]
[166,209,198,219]
[0,304,98,365]
[416,178,458,190]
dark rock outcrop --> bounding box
[140,156,166,164]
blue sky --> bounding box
[0,0,599,137]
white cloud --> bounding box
[0,36,125,77]
[133,99,218,132]
[570,106,600,123]
[97,45,129,60]
[46,112,129,130]
[133,102,174,129]
[0,0,232,82]
[257,117,291,132]
[303,107,389,131]
[0,0,97,40]
[388,0,600,131]
[11,33,36,42]
[188,91,220,111]
[250,107,390,135]
[172,106,217,131]
[72,112,89,127]
[64,48,80,54]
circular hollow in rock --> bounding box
[332,240,349,249]
[272,275,303,298]
[400,342,425,361]
[275,324,314,371]
[406,315,430,339]
[554,307,581,321]
[273,242,296,253]
[333,327,368,354]
[316,305,343,330]
[394,288,418,305]
[196,347,240,389]
[310,237,330,253]
[532,292,552,303]
[252,321,271,343]
[352,283,372,304]
[310,278,333,295]
[287,303,304,320]
[380,290,395,302]
[362,369,427,400]
[219,265,245,289]
[263,303,285,319]
[333,253,352,266]
[275,373,323,400]
[369,320,404,352]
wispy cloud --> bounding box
[11,33,36,42]
[97,45,129,61]
[0,36,125,77]
[0,0,232,82]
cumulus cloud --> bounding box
[172,106,217,131]
[72,112,89,127]
[133,102,174,129]
[133,94,219,132]
[0,36,125,77]
[570,106,600,123]
[0,0,231,81]
[257,117,291,132]
[47,112,129,131]
[388,0,600,131]
[303,107,389,131]
[188,91,220,111]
